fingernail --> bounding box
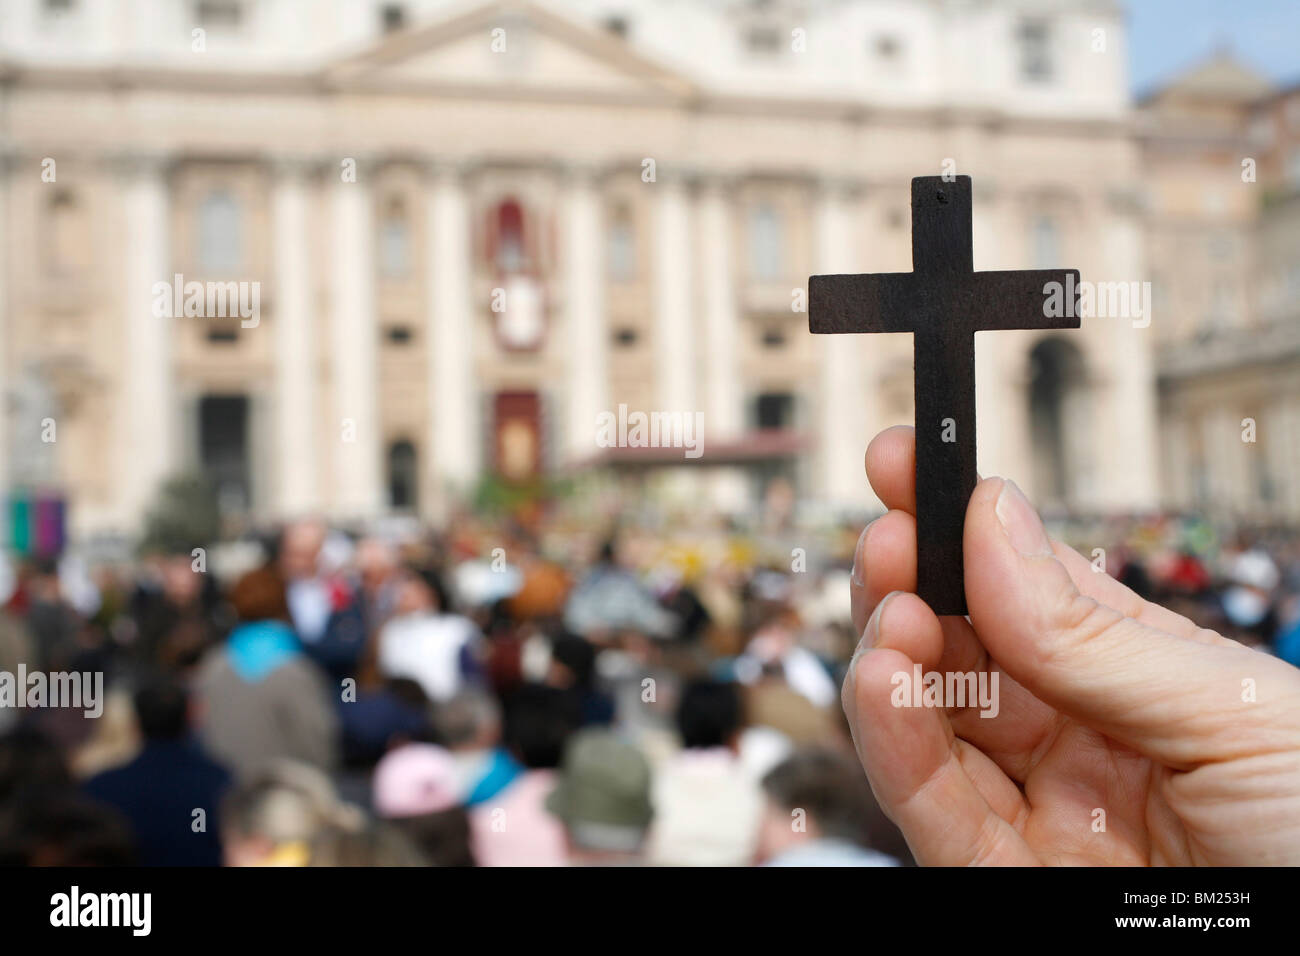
[850,520,876,588]
[849,591,896,673]
[865,591,897,648]
[995,479,1052,557]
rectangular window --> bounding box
[381,4,406,33]
[745,26,782,55]
[1017,19,1053,83]
[749,203,784,280]
[1031,215,1059,269]
[195,1,243,30]
[607,205,636,281]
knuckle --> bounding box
[1040,582,1124,669]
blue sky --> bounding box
[1128,0,1300,94]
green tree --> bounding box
[139,473,221,554]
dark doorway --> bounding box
[1028,338,1088,507]
[753,392,796,431]
[198,395,250,514]
[387,439,418,511]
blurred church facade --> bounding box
[0,0,1159,539]
[1140,54,1300,524]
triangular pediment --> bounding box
[324,0,695,102]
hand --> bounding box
[844,425,1300,865]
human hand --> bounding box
[844,426,1300,865]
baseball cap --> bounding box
[372,744,462,818]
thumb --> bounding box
[963,477,1287,768]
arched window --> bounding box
[197,190,241,274]
[379,195,410,278]
[750,202,783,280]
[387,440,418,511]
[493,198,526,273]
[607,202,636,281]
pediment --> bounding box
[325,0,694,103]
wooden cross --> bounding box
[810,175,1080,615]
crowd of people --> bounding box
[0,487,1298,867]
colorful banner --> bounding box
[6,493,65,557]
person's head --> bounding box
[546,730,653,864]
[220,760,362,867]
[132,676,189,742]
[676,678,743,750]
[277,519,327,581]
[393,566,448,617]
[434,690,503,751]
[372,744,460,818]
[26,557,62,603]
[0,790,136,866]
[307,821,429,867]
[356,537,399,596]
[228,567,290,624]
[160,551,203,606]
[547,632,597,690]
[756,748,910,864]
[371,744,474,866]
[503,684,580,770]
[0,727,70,805]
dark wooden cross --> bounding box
[810,175,1080,615]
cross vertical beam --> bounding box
[914,326,975,614]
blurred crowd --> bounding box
[1,490,1298,867]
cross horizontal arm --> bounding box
[809,273,919,334]
[966,269,1081,332]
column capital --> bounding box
[695,170,743,195]
[268,154,328,180]
[325,153,386,187]
[971,177,1001,204]
[108,150,174,180]
[643,160,705,188]
[420,156,478,182]
[1107,184,1145,216]
[0,148,23,176]
[815,172,866,201]
[556,159,611,185]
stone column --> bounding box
[272,159,319,516]
[1097,199,1159,510]
[816,178,869,509]
[329,169,382,519]
[1282,395,1300,521]
[562,165,607,462]
[0,153,9,517]
[1160,409,1190,512]
[699,176,743,443]
[654,173,696,416]
[121,154,174,529]
[427,161,479,513]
